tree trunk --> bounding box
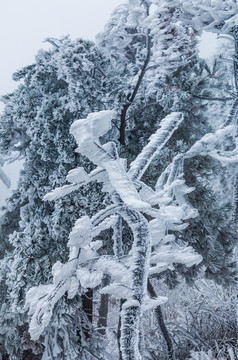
[97,274,110,335]
[118,299,126,360]
[119,209,151,360]
[147,279,175,360]
[82,288,93,339]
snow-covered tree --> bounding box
[0,37,112,359]
[26,95,238,358]
[96,0,237,290]
[0,1,237,359]
[25,109,206,360]
[96,0,205,152]
[175,0,238,329]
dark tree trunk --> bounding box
[119,104,130,145]
[147,279,175,360]
[82,288,93,339]
[97,274,111,335]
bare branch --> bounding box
[125,102,161,121]
[189,92,234,102]
[119,30,152,145]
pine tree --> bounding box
[96,0,237,290]
[0,37,112,359]
[1,1,237,358]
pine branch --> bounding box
[222,98,238,128]
[189,92,234,102]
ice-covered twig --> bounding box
[0,156,11,188]
[0,168,11,189]
[185,125,238,164]
[129,112,184,181]
[118,207,151,360]
[113,216,123,259]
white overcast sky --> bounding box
[0,0,216,98]
[0,0,124,98]
[0,0,217,207]
[0,0,123,207]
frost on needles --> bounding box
[26,110,203,359]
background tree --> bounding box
[0,37,113,359]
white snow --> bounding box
[77,268,103,289]
[129,112,184,181]
[68,215,92,248]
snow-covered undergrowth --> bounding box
[90,277,237,360]
[144,279,237,360]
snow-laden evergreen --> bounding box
[0,0,237,359]
[0,37,112,360]
[26,110,204,359]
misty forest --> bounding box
[0,0,238,359]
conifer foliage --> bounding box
[0,37,112,359]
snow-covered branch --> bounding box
[129,112,184,181]
[0,156,11,188]
[26,109,204,360]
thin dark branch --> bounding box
[189,92,234,102]
[146,64,160,71]
[219,56,234,64]
[112,120,120,131]
[93,66,107,78]
[119,29,152,145]
[93,141,114,159]
[128,32,151,104]
[147,279,175,360]
[125,101,161,121]
[233,28,238,93]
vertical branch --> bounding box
[233,27,238,95]
[119,29,152,145]
[117,299,126,360]
[97,216,123,337]
[0,274,7,309]
[97,216,124,337]
[113,216,123,259]
[112,216,126,358]
[119,104,130,146]
[119,209,151,360]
